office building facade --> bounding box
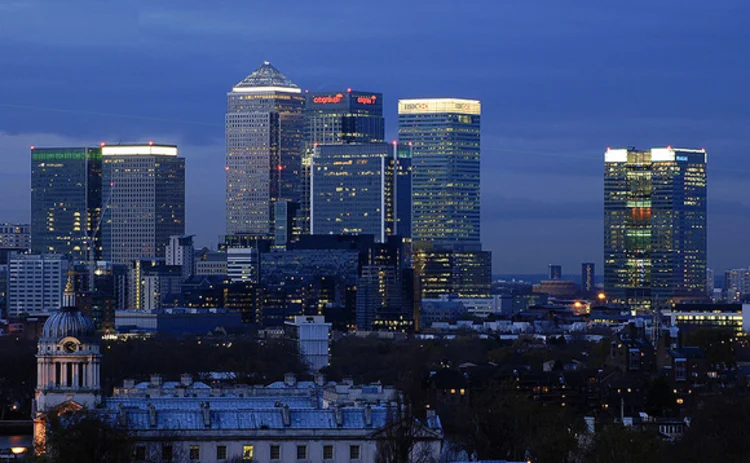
[226,62,305,237]
[31,147,102,260]
[311,143,394,242]
[7,253,68,317]
[604,147,707,309]
[101,144,185,264]
[0,223,31,250]
[413,244,492,301]
[549,264,562,280]
[302,90,385,234]
[398,99,481,245]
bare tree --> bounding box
[375,397,440,463]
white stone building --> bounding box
[34,293,442,463]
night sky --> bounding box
[0,0,748,274]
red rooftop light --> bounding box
[347,88,352,93]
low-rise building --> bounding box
[34,298,443,463]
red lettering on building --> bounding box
[356,95,378,105]
[313,93,344,104]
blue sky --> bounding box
[0,0,748,274]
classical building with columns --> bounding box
[33,274,443,462]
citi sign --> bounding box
[313,94,344,104]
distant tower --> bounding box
[581,263,595,294]
[31,147,102,260]
[34,270,101,449]
[101,144,185,264]
[549,264,562,280]
[604,147,707,309]
[225,62,305,237]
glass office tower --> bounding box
[301,90,385,234]
[226,61,305,237]
[31,147,102,260]
[101,144,185,264]
[604,147,707,310]
[311,143,394,242]
[397,98,481,245]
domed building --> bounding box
[34,270,101,446]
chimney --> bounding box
[364,405,372,427]
[200,402,211,427]
[150,374,163,387]
[284,372,297,387]
[123,379,135,389]
[314,373,326,386]
[147,403,157,428]
[335,405,344,427]
[181,373,194,387]
[281,404,291,427]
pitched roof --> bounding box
[233,62,299,91]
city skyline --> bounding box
[0,1,748,274]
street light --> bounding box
[597,292,606,302]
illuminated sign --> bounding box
[398,98,481,115]
[356,95,378,105]
[313,93,344,104]
[676,156,688,162]
[102,145,178,156]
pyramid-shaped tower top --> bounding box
[232,61,301,93]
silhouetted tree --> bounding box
[35,410,133,463]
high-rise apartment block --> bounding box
[312,143,411,242]
[225,62,304,237]
[7,253,68,317]
[31,147,102,260]
[101,144,185,264]
[398,98,481,245]
[604,147,707,309]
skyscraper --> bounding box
[225,62,305,237]
[302,90,385,234]
[312,143,406,242]
[398,98,481,245]
[604,147,707,309]
[101,144,185,264]
[31,147,102,260]
[549,264,562,280]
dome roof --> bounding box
[42,307,96,343]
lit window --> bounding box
[243,445,254,460]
